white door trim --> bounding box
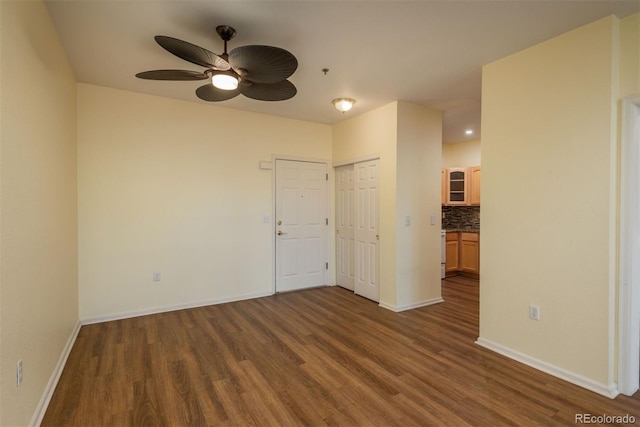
[271,155,331,295]
[333,153,380,168]
[618,94,640,396]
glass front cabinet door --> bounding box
[446,167,468,205]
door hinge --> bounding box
[326,218,328,225]
[326,262,329,270]
[326,173,328,181]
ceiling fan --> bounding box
[136,25,298,102]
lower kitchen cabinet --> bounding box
[444,231,480,277]
[445,232,459,274]
[459,232,480,274]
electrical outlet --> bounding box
[153,272,161,282]
[529,305,540,321]
[17,359,23,387]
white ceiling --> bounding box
[44,0,639,143]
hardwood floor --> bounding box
[43,276,640,426]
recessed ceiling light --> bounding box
[465,129,474,135]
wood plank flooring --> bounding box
[43,276,640,426]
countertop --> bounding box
[444,228,480,233]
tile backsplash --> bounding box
[442,205,480,230]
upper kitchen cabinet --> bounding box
[442,166,481,206]
[446,167,468,205]
[470,166,481,205]
[441,168,447,205]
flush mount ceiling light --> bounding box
[465,129,474,135]
[332,98,356,113]
[211,70,239,90]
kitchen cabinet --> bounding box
[459,232,480,274]
[446,167,468,205]
[470,166,481,206]
[442,166,481,206]
[441,168,447,205]
[444,231,480,277]
[445,232,459,274]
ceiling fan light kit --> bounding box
[136,25,297,102]
[211,71,238,90]
[332,98,356,113]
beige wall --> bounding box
[333,102,399,305]
[619,14,640,98]
[396,103,443,308]
[332,102,443,309]
[480,16,620,388]
[78,84,332,321]
[442,139,481,167]
[332,102,398,164]
[0,1,78,425]
[1,4,4,421]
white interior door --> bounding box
[275,160,327,293]
[354,159,380,302]
[335,164,355,290]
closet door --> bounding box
[335,165,355,290]
[354,159,380,302]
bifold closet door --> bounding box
[353,159,379,302]
[335,164,355,290]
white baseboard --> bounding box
[81,290,273,325]
[30,320,82,427]
[475,337,619,399]
[379,297,444,312]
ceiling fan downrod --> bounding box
[216,25,236,59]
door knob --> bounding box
[376,234,380,240]
[277,220,282,225]
[277,230,288,235]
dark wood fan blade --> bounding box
[155,36,231,70]
[239,80,297,101]
[136,70,208,81]
[229,45,297,83]
[195,84,241,102]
